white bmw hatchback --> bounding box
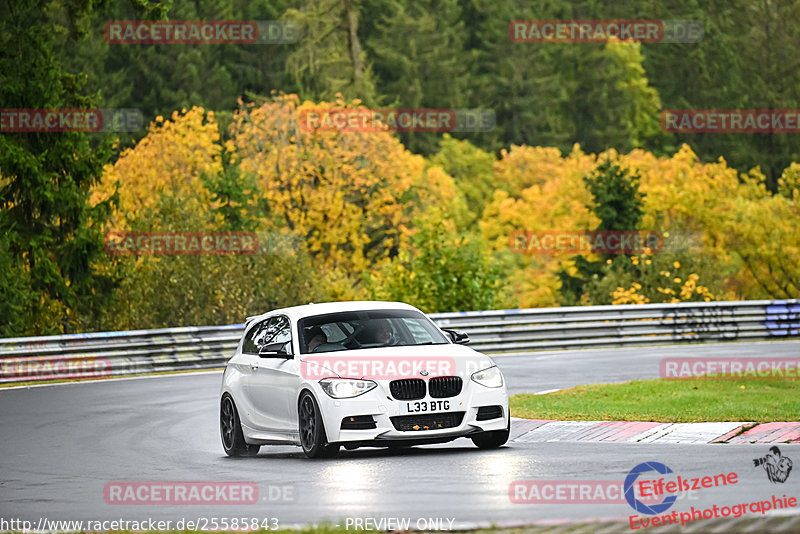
[220,301,510,458]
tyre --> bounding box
[220,394,260,457]
[298,391,340,458]
[471,419,510,449]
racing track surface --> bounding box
[1,340,799,528]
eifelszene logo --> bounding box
[624,462,678,515]
[753,446,793,483]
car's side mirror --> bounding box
[259,343,291,358]
[443,329,470,344]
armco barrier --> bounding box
[433,299,800,352]
[0,300,797,384]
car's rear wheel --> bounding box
[471,419,510,449]
[299,392,340,458]
[220,394,260,457]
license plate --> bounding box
[405,400,450,413]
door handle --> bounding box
[250,363,259,371]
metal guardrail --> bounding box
[0,300,797,383]
[433,299,800,352]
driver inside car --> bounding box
[306,326,328,352]
[364,319,397,346]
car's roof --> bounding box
[245,300,422,324]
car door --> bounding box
[242,315,300,434]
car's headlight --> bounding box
[471,366,504,388]
[319,378,377,398]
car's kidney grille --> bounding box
[390,412,465,431]
[390,379,426,400]
[429,376,463,398]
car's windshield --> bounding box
[298,309,449,354]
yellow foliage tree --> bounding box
[91,107,223,229]
[481,143,797,307]
[625,146,797,299]
[229,93,463,281]
[480,144,598,307]
[714,167,800,298]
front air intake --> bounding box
[476,405,504,421]
[390,412,465,431]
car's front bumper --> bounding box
[316,379,509,445]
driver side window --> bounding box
[242,315,293,355]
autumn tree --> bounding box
[90,106,325,329]
[229,94,464,293]
[91,107,223,230]
[714,166,800,298]
[479,144,598,307]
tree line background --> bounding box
[1,0,798,336]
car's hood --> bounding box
[298,343,495,381]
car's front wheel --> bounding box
[471,419,510,449]
[220,394,260,457]
[298,392,340,458]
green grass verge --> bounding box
[510,377,800,422]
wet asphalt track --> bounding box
[1,340,799,529]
